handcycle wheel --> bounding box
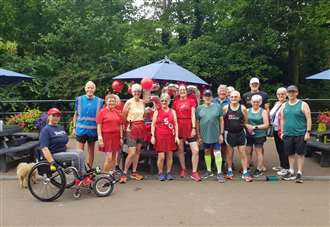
[92,176,114,197]
[28,162,66,202]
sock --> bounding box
[297,170,302,175]
[289,169,294,174]
[228,167,233,172]
[204,154,212,172]
[214,150,222,174]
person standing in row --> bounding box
[73,81,103,169]
[120,84,146,183]
[223,91,253,182]
[196,90,225,183]
[151,93,179,181]
[270,87,289,176]
[281,85,312,183]
[96,94,123,174]
[173,85,201,181]
[245,95,269,177]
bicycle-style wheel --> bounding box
[28,162,66,202]
[92,176,114,197]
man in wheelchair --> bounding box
[39,108,86,177]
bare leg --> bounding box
[87,142,95,168]
[124,147,136,174]
[245,145,252,167]
[288,155,295,172]
[237,145,248,171]
[190,142,199,172]
[157,152,165,174]
[296,154,304,173]
[226,145,234,169]
[132,143,142,172]
[103,152,116,172]
[166,152,173,173]
[177,140,186,170]
[255,146,263,170]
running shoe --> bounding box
[216,173,225,183]
[295,173,303,183]
[225,170,234,180]
[242,172,253,182]
[166,173,174,181]
[261,166,267,172]
[202,171,214,179]
[282,172,296,181]
[130,172,144,180]
[119,174,127,184]
[159,173,166,181]
[272,166,282,171]
[179,169,187,178]
[277,169,288,176]
[191,172,202,182]
[252,169,263,177]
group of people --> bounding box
[39,77,312,185]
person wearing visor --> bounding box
[196,90,225,183]
[40,108,86,176]
[281,85,311,183]
[120,83,146,183]
[73,81,103,169]
[173,84,200,181]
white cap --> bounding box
[250,77,260,84]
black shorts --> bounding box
[76,135,98,144]
[283,135,306,156]
[246,136,266,147]
[225,131,246,147]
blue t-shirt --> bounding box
[213,97,230,110]
[74,95,104,136]
[39,124,68,154]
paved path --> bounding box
[1,180,329,226]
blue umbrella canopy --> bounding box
[0,68,33,86]
[113,58,208,86]
[306,69,330,80]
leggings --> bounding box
[274,130,289,169]
[53,149,86,176]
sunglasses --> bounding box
[52,114,61,117]
[133,90,141,93]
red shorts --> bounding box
[155,133,176,152]
[178,118,192,139]
[99,132,121,153]
[129,121,146,140]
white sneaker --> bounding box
[277,169,288,176]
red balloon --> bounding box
[112,80,124,93]
[141,77,153,91]
[127,86,132,95]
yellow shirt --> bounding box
[126,98,145,122]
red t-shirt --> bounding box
[96,107,122,133]
[173,96,196,119]
[115,101,125,113]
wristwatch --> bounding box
[254,126,259,130]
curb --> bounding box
[1,175,330,181]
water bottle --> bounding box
[0,120,3,132]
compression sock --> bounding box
[214,149,222,174]
[204,154,212,172]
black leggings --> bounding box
[274,130,289,169]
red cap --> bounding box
[47,108,61,116]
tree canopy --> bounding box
[0,0,329,102]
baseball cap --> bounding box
[250,77,260,84]
[287,85,298,92]
[47,108,61,116]
[203,89,213,97]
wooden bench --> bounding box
[0,140,39,172]
[306,140,330,167]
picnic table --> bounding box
[307,130,330,167]
[0,125,39,172]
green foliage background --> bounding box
[0,0,329,104]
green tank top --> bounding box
[283,100,306,136]
[248,108,266,138]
